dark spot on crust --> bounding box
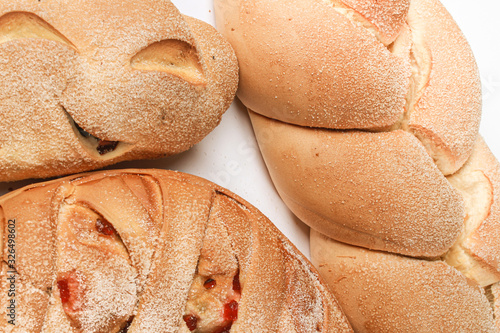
[118,317,134,333]
[97,140,119,155]
[204,278,216,289]
[96,217,116,236]
[74,120,90,138]
[232,272,241,292]
[183,314,198,331]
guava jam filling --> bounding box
[184,314,199,331]
[58,279,71,304]
[232,273,240,292]
[96,140,119,155]
[73,119,119,155]
[183,270,241,332]
[204,278,217,289]
[57,270,83,314]
[95,217,116,236]
[223,300,238,321]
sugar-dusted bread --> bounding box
[215,0,500,330]
[214,0,482,256]
[0,169,352,332]
[0,0,238,182]
[311,136,500,332]
[311,229,497,333]
[249,111,464,257]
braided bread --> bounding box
[310,135,500,332]
[214,0,483,257]
[214,0,500,330]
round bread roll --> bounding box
[0,0,238,182]
[0,169,352,332]
[214,0,482,255]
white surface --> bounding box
[440,0,500,161]
[0,1,499,260]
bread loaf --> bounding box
[311,228,498,332]
[0,0,238,182]
[215,0,500,330]
[0,169,352,332]
[214,0,485,256]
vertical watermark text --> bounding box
[6,218,16,325]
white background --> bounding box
[1,1,498,259]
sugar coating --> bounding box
[0,0,238,182]
[0,169,352,332]
[311,230,497,333]
[222,0,484,256]
[215,0,496,330]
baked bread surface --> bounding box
[0,169,352,333]
[214,0,500,330]
[214,0,481,256]
[0,0,238,182]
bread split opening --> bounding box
[443,141,500,288]
[180,193,241,333]
[322,0,392,46]
[444,170,495,286]
[54,202,137,332]
[64,106,133,160]
[319,0,462,177]
[47,174,167,331]
[0,12,75,49]
[131,39,207,86]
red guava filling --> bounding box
[184,314,199,331]
[57,271,82,314]
[204,278,217,289]
[96,218,116,236]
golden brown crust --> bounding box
[307,138,500,332]
[491,283,500,331]
[0,1,238,182]
[336,0,410,45]
[466,139,500,278]
[407,0,482,175]
[214,0,411,130]
[311,230,496,333]
[216,0,495,329]
[250,110,464,257]
[0,169,353,332]
[215,0,482,256]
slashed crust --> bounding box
[0,1,238,182]
[0,169,352,332]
